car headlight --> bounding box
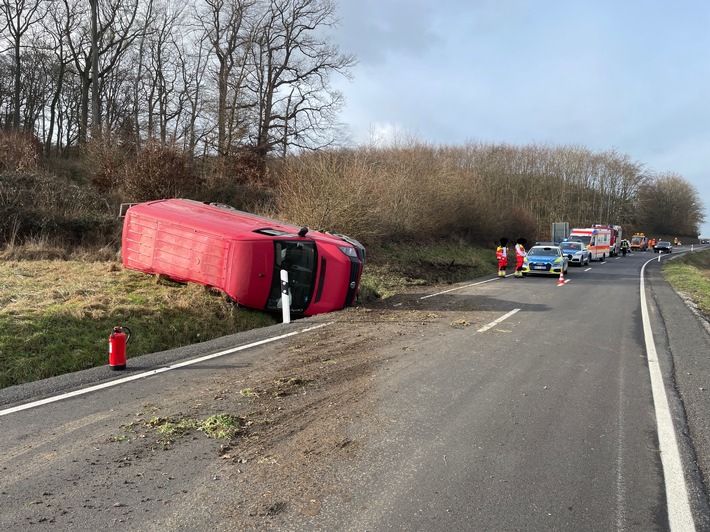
[338,245,358,258]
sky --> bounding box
[329,0,710,237]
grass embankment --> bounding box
[0,241,495,389]
[662,249,710,318]
[0,261,276,388]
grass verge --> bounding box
[0,260,276,388]
[662,249,710,319]
[358,240,496,300]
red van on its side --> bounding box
[121,199,365,316]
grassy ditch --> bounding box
[0,260,276,388]
[359,240,495,300]
[662,249,710,319]
[0,240,496,389]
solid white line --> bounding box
[0,322,333,418]
[476,308,521,333]
[420,277,500,299]
[640,258,696,531]
[615,353,628,530]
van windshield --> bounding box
[570,235,591,245]
[267,241,317,313]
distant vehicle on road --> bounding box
[631,233,649,251]
[122,199,365,317]
[569,227,611,261]
[653,241,673,254]
[592,224,622,256]
[522,245,569,277]
[559,241,590,266]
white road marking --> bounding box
[640,258,696,531]
[584,267,592,272]
[420,277,500,299]
[615,354,628,530]
[476,308,521,333]
[420,257,696,528]
[0,322,333,418]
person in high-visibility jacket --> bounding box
[496,238,509,277]
[514,238,527,277]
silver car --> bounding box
[559,241,591,266]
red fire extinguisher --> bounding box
[109,326,132,370]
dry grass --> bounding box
[0,259,275,388]
[663,250,710,319]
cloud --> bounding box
[331,0,710,234]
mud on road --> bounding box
[1,287,505,531]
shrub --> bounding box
[83,137,128,192]
[0,131,42,173]
[0,171,118,251]
[122,142,202,202]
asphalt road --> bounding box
[2,245,710,531]
[315,247,710,531]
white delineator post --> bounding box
[280,269,291,324]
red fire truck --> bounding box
[121,199,365,316]
[592,224,622,256]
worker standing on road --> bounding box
[496,238,509,278]
[620,239,630,256]
[514,238,527,278]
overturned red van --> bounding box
[121,199,365,316]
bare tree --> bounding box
[62,0,141,143]
[637,172,705,236]
[0,0,45,130]
[196,0,256,157]
[247,0,356,159]
[40,1,76,154]
[179,31,211,156]
[129,0,193,147]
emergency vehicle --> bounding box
[568,226,612,261]
[630,233,648,251]
[121,199,365,316]
[592,224,622,256]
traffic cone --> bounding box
[557,270,565,286]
